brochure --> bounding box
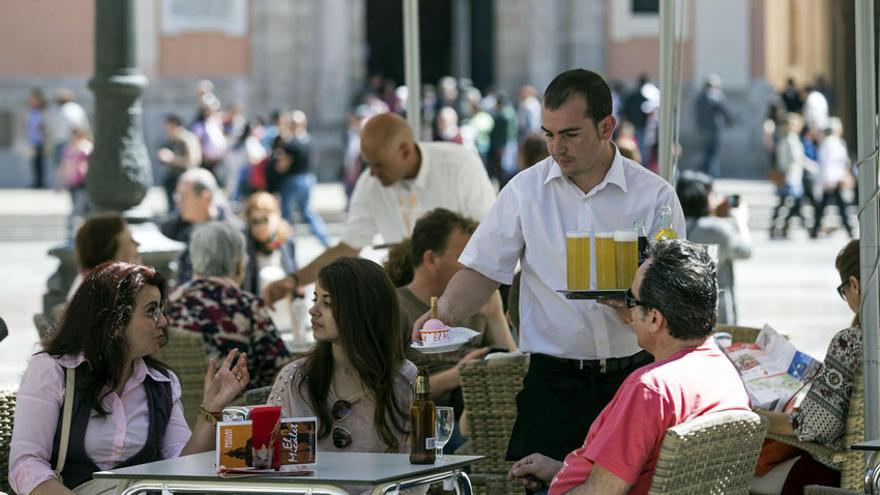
[720,324,821,412]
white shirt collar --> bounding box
[543,144,628,195]
[57,353,170,384]
[411,142,431,190]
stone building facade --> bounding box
[0,0,857,187]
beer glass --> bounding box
[615,230,639,289]
[565,231,591,290]
[596,232,617,289]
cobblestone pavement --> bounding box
[0,180,855,388]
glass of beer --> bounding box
[595,232,617,289]
[615,229,639,289]
[565,231,591,290]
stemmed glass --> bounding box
[435,406,455,462]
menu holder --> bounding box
[216,416,318,471]
[557,289,626,300]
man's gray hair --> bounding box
[190,221,246,277]
[640,239,718,340]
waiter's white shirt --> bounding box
[459,148,686,360]
[342,142,496,248]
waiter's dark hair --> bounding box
[639,240,717,340]
[543,69,613,121]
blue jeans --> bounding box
[700,132,722,178]
[280,173,330,247]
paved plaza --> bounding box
[0,179,855,389]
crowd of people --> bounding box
[765,77,855,240]
[8,68,866,495]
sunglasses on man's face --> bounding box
[624,288,648,309]
[248,217,270,227]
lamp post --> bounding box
[42,0,183,316]
[86,0,152,211]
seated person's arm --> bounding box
[428,347,490,399]
[754,408,795,436]
[565,464,632,495]
[262,242,360,309]
[8,355,73,495]
[479,290,517,351]
[181,350,250,455]
[507,453,563,491]
[28,479,74,495]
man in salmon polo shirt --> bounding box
[508,239,750,495]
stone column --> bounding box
[86,0,152,211]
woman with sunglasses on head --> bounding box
[242,191,298,297]
[751,239,863,494]
[9,262,249,495]
[267,257,416,459]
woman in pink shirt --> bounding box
[9,262,249,495]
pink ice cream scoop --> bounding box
[419,297,451,344]
[419,318,450,344]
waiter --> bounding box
[413,68,686,463]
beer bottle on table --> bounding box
[654,205,678,241]
[410,367,436,464]
[633,218,649,265]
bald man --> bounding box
[263,112,495,307]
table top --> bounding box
[852,439,880,451]
[94,451,483,485]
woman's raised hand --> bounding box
[202,349,249,412]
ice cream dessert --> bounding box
[419,297,450,344]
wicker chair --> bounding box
[459,354,529,495]
[0,389,17,495]
[647,410,767,494]
[154,328,209,428]
[803,486,860,494]
[766,371,866,492]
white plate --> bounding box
[410,327,479,354]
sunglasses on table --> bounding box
[331,399,353,449]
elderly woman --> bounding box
[9,262,248,495]
[167,221,290,389]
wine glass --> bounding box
[435,406,455,462]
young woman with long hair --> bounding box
[268,257,415,454]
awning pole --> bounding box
[855,0,880,440]
[658,0,676,184]
[403,0,422,138]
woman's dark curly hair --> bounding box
[44,262,168,415]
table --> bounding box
[94,451,483,495]
[853,439,880,451]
